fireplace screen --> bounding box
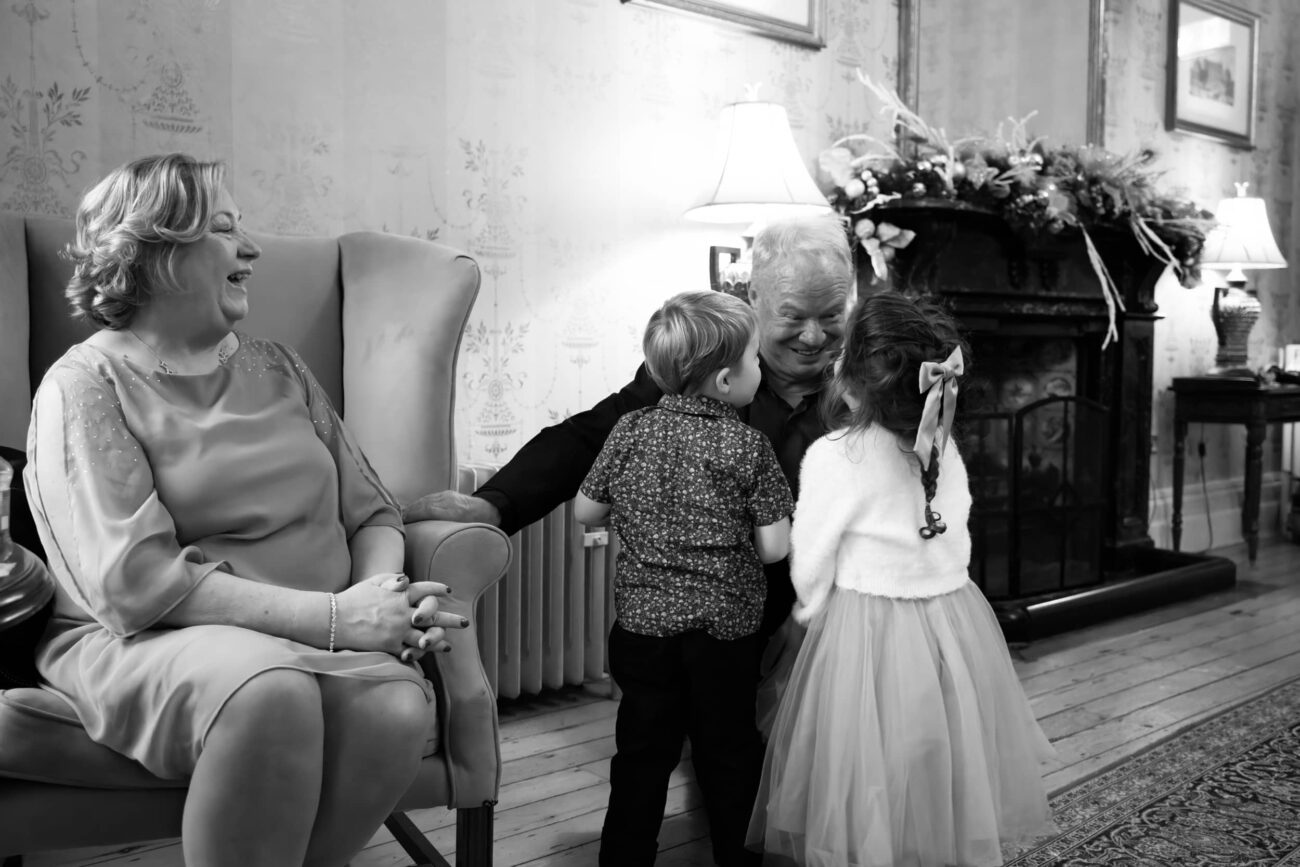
[960,395,1110,601]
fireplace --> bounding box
[872,202,1236,640]
[963,389,1109,599]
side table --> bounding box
[0,543,54,688]
[1170,377,1300,564]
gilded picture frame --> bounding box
[621,0,824,49]
[1165,0,1258,148]
[895,0,1107,154]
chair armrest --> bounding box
[403,519,510,808]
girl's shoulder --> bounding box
[817,424,965,460]
[809,424,895,459]
[803,426,874,475]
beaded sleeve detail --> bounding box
[24,354,228,637]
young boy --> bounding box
[576,290,793,867]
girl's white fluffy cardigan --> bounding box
[790,425,974,623]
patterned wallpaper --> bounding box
[902,0,1299,526]
[3,0,1297,495]
[0,0,896,466]
[1103,0,1299,492]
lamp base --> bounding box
[1209,280,1260,375]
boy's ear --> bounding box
[713,367,733,394]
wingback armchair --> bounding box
[0,213,509,866]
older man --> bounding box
[407,214,850,866]
[406,214,851,638]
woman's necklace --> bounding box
[126,328,233,374]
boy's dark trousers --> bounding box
[598,622,764,867]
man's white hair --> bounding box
[749,213,853,298]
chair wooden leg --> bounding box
[455,803,495,867]
[385,812,452,867]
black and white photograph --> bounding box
[1,1,1297,865]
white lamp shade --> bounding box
[684,101,831,225]
[1200,190,1288,271]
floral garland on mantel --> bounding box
[822,73,1214,347]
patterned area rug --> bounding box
[1004,677,1300,866]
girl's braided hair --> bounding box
[821,290,970,539]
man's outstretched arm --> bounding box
[404,363,662,536]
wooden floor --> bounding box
[27,538,1300,867]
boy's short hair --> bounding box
[642,290,758,395]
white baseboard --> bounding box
[1147,470,1290,552]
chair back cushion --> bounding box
[339,232,480,503]
[0,213,32,449]
[238,233,344,405]
[23,217,96,400]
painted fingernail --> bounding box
[442,645,453,652]
[460,617,470,628]
[419,635,431,649]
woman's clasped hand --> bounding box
[338,574,466,661]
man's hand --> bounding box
[402,490,502,527]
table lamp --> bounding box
[684,93,830,296]
[1198,182,1288,379]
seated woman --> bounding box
[24,153,463,867]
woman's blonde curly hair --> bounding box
[64,153,226,330]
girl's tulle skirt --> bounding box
[748,581,1056,867]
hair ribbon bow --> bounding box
[913,346,963,470]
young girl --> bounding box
[748,291,1056,867]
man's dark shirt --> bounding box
[738,369,824,502]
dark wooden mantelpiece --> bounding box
[871,201,1164,557]
[865,202,1235,638]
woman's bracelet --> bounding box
[327,592,338,653]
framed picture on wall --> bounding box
[621,0,824,49]
[1165,0,1258,148]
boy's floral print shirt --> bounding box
[580,394,794,640]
